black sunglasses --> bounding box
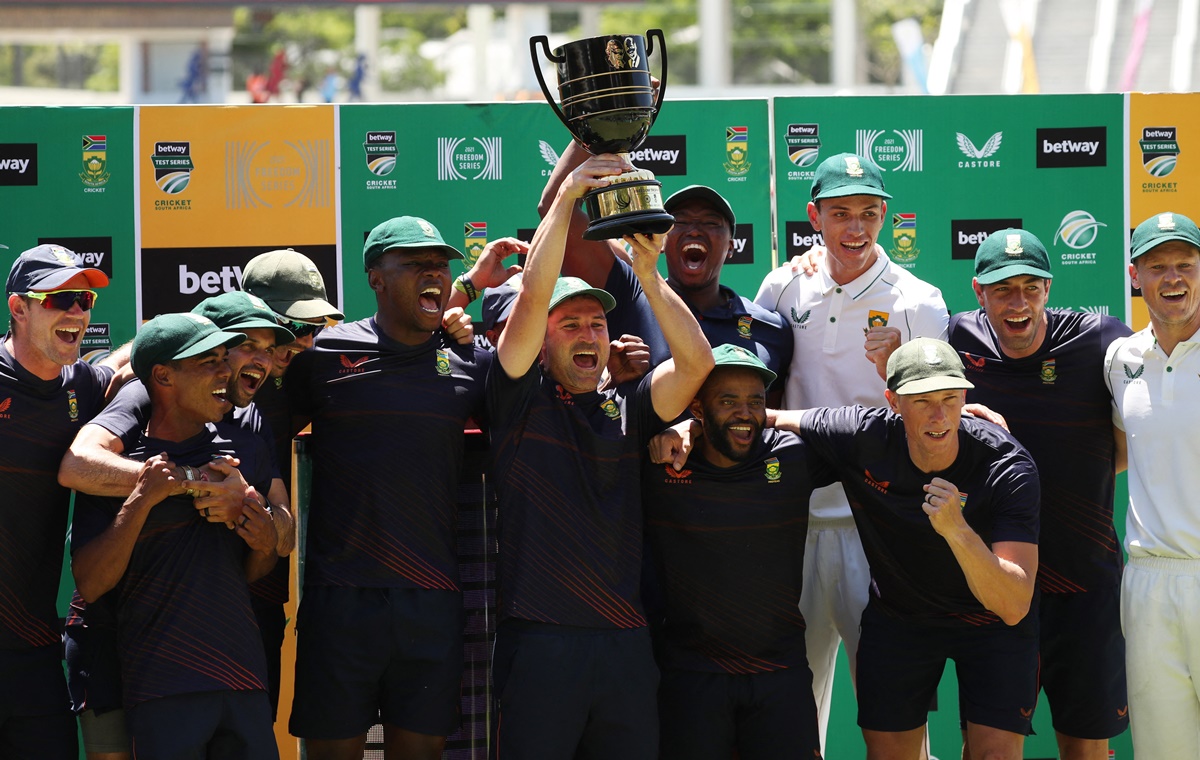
[286,320,322,338]
[25,289,98,311]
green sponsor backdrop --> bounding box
[774,94,1127,320]
[337,98,773,319]
[774,94,1131,759]
[0,107,138,347]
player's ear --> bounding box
[689,397,703,420]
[367,268,384,293]
[884,389,900,413]
[151,364,172,387]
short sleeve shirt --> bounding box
[642,428,834,673]
[71,422,273,707]
[488,365,659,629]
[1106,327,1200,559]
[0,341,111,650]
[799,406,1040,627]
[287,318,489,590]
[950,309,1131,592]
[755,255,948,520]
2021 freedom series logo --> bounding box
[226,139,331,210]
[856,128,923,172]
[784,123,820,182]
[438,137,502,181]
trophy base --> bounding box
[581,175,675,241]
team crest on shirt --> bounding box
[958,492,968,510]
[764,457,781,483]
[791,308,811,328]
[67,389,79,421]
[600,399,621,420]
[867,310,889,329]
[435,348,451,377]
[736,315,753,339]
[664,465,693,483]
[1040,359,1057,384]
[1122,363,1144,384]
[0,397,11,419]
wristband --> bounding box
[453,274,478,303]
[182,465,195,482]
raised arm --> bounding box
[497,154,630,379]
[537,140,631,285]
[631,232,714,421]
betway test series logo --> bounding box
[364,131,397,190]
[785,123,820,182]
[438,137,502,180]
[151,141,194,195]
[1140,127,1179,192]
[1036,127,1106,168]
[856,129,923,172]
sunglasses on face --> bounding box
[24,289,98,311]
[286,319,323,338]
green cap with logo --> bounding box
[710,343,777,387]
[663,185,736,230]
[1130,211,1200,261]
[811,152,892,202]
[131,312,246,383]
[548,276,616,314]
[974,228,1053,284]
[191,291,294,346]
[241,249,344,321]
[363,216,464,271]
[886,337,975,396]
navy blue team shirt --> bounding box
[287,318,489,591]
[71,422,273,707]
[950,308,1131,593]
[642,428,833,674]
[489,366,661,629]
[675,283,794,387]
[0,341,111,651]
[799,406,1040,628]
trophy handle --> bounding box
[645,29,668,127]
[529,36,572,135]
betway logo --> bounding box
[629,147,679,164]
[38,236,114,279]
[1144,128,1175,140]
[0,144,37,186]
[788,124,818,136]
[1036,127,1106,168]
[179,264,243,294]
[1042,139,1100,156]
[631,135,687,176]
[785,221,824,256]
[157,144,188,154]
[730,223,755,265]
[950,218,1022,260]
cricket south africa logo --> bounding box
[890,213,918,264]
[956,131,1002,168]
[724,126,750,178]
[438,137,502,181]
[764,457,781,483]
[80,135,110,189]
[464,222,487,266]
[1140,126,1179,177]
[151,141,194,194]
[856,128,923,172]
[1055,210,1106,250]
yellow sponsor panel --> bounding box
[1128,94,1200,330]
[140,105,336,248]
